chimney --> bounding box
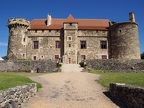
[129,12,135,22]
[47,14,52,26]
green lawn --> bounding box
[0,72,43,91]
[89,70,144,89]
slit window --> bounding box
[23,38,25,42]
[56,41,60,48]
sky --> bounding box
[0,0,144,57]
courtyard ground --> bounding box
[21,71,126,108]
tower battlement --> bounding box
[8,17,30,28]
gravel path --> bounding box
[21,72,123,108]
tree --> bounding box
[141,52,144,59]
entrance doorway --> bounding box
[68,58,71,64]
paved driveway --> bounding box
[22,72,124,108]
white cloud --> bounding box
[0,42,8,46]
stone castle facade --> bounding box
[7,12,140,63]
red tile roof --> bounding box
[30,14,110,30]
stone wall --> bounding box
[110,83,144,108]
[87,59,144,72]
[109,22,140,59]
[0,60,57,72]
[0,83,36,108]
[78,36,108,60]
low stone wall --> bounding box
[110,83,144,108]
[0,60,57,72]
[87,59,144,72]
[0,83,36,108]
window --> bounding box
[101,41,107,49]
[80,41,86,49]
[33,56,36,60]
[33,41,39,49]
[81,55,86,60]
[23,38,25,42]
[102,55,107,59]
[68,37,71,40]
[69,44,71,47]
[55,55,59,59]
[56,41,60,48]
[23,54,25,57]
[67,36,72,41]
[35,30,37,33]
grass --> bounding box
[0,72,44,91]
[89,70,144,89]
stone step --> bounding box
[61,64,84,72]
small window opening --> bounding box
[55,55,59,59]
[49,30,51,32]
[23,54,25,57]
[102,55,107,59]
[33,56,36,60]
[69,44,71,47]
[35,30,37,33]
[23,38,25,42]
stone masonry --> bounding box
[0,83,36,108]
[110,83,144,108]
[7,12,140,63]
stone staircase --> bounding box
[61,64,85,72]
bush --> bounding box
[57,63,62,67]
[141,52,144,59]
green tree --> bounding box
[141,52,144,59]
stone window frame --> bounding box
[33,41,39,49]
[81,55,86,60]
[80,40,87,49]
[33,56,37,60]
[100,41,107,49]
[101,55,107,59]
[67,36,72,41]
[55,41,60,48]
[55,55,59,59]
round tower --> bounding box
[7,18,30,60]
[109,15,140,59]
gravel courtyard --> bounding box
[22,72,124,108]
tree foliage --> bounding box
[141,52,144,59]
